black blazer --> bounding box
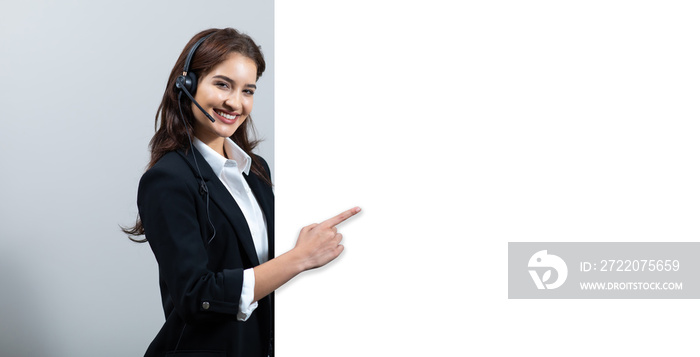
[137,147,274,357]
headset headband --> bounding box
[183,33,214,76]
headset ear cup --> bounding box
[175,75,186,91]
[186,72,198,95]
[175,72,199,95]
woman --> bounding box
[124,28,360,357]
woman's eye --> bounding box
[244,89,255,95]
[215,82,229,89]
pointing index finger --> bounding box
[321,206,361,228]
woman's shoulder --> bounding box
[136,150,199,222]
[140,150,195,186]
[251,154,271,177]
[252,153,268,164]
[150,150,190,171]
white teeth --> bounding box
[216,110,237,120]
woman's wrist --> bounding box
[282,247,310,274]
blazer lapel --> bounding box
[244,170,275,260]
[178,148,261,266]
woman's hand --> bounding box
[293,206,362,270]
[252,206,361,302]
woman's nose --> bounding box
[224,92,242,111]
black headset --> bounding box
[175,31,217,244]
[176,33,216,123]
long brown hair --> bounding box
[123,28,270,241]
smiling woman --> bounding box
[122,28,360,357]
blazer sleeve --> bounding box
[137,163,244,325]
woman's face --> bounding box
[191,52,258,149]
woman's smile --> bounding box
[214,109,241,124]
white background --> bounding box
[275,1,699,356]
[1,1,699,356]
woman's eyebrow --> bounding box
[212,75,256,89]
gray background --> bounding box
[0,1,273,356]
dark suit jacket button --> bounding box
[202,301,210,310]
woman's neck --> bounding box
[195,134,227,158]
